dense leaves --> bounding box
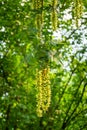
[0,0,87,130]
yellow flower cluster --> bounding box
[51,0,58,30]
[36,67,51,117]
[52,9,58,31]
[32,0,43,9]
[74,0,83,27]
[32,0,43,37]
[33,0,58,32]
[32,0,84,31]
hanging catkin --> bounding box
[51,0,58,30]
[74,0,83,27]
[36,66,51,117]
[32,0,43,37]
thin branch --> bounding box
[61,82,87,129]
[62,79,84,124]
[58,68,75,104]
[69,108,87,125]
[66,82,87,124]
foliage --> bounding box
[0,0,87,130]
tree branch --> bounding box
[61,82,87,129]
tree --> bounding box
[0,0,87,130]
